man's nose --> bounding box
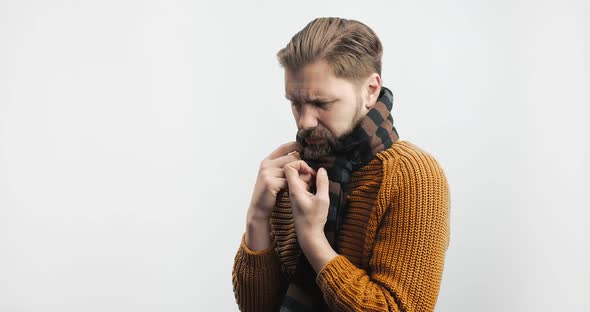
[298,104,318,130]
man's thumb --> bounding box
[316,167,329,197]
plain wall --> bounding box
[0,0,587,311]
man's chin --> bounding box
[303,144,332,160]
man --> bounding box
[232,17,450,312]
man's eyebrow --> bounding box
[284,94,330,102]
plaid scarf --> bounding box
[277,86,400,311]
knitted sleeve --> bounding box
[232,231,289,312]
[315,151,451,311]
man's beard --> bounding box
[298,128,340,160]
[299,94,364,160]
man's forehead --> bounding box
[284,88,330,102]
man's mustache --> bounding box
[298,129,326,140]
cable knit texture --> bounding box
[232,140,451,311]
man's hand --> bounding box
[283,161,330,241]
[284,162,338,273]
[245,141,303,252]
[247,142,303,222]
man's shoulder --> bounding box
[377,140,439,163]
[376,140,447,179]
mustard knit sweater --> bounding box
[232,140,451,311]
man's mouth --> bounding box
[306,137,323,144]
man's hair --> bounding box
[276,17,383,87]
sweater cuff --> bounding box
[315,255,356,287]
[238,232,276,269]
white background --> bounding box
[0,0,587,311]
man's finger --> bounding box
[300,171,315,184]
[265,142,303,161]
[284,160,317,175]
[283,163,303,195]
[271,152,301,169]
[315,167,330,200]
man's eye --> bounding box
[290,101,328,109]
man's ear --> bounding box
[364,73,382,110]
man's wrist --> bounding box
[298,232,338,274]
[298,231,329,252]
[246,204,271,223]
[246,216,270,231]
[244,213,272,252]
[246,213,268,225]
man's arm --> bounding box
[232,142,302,311]
[232,217,289,312]
[311,153,451,311]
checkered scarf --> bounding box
[277,86,400,311]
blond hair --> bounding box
[276,17,383,87]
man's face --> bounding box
[285,59,372,160]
